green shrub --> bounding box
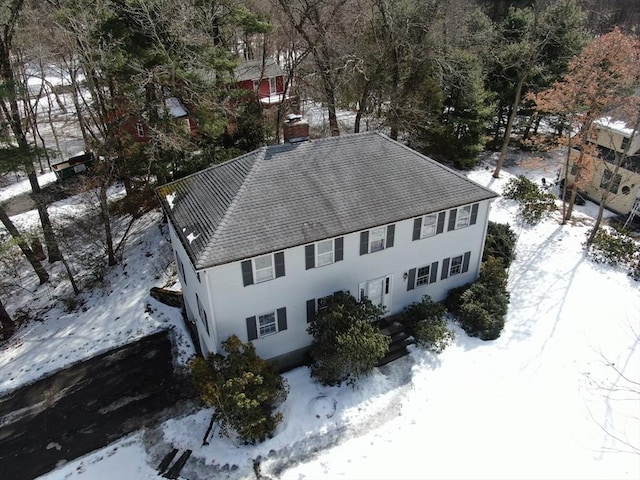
[308,292,390,386]
[503,175,557,224]
[455,257,510,341]
[484,221,517,267]
[444,282,472,315]
[402,296,454,353]
[189,335,288,444]
[586,227,639,267]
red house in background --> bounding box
[234,58,288,106]
[124,96,198,143]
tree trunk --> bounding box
[314,45,340,137]
[0,204,49,284]
[0,30,62,263]
[0,297,15,340]
[493,74,526,178]
[99,184,117,266]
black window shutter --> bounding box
[436,212,446,234]
[241,260,253,286]
[305,244,315,270]
[412,218,422,241]
[275,252,285,277]
[246,316,257,340]
[448,209,457,231]
[335,237,344,262]
[306,299,316,323]
[470,204,479,225]
[386,224,395,248]
[407,268,416,291]
[441,257,450,280]
[430,261,438,283]
[462,251,471,273]
[277,307,287,331]
[360,231,369,255]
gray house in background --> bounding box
[156,128,498,368]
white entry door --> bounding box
[359,275,392,313]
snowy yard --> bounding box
[1,154,630,480]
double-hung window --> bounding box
[421,214,438,238]
[456,206,472,229]
[416,265,432,286]
[241,252,285,286]
[369,227,386,252]
[254,254,274,283]
[246,307,288,340]
[305,238,344,269]
[448,204,479,231]
[258,312,277,336]
[449,255,464,276]
[413,212,446,240]
[316,240,334,267]
[360,225,395,255]
[440,252,471,280]
[269,77,277,94]
[406,261,439,291]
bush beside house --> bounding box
[401,296,454,354]
[308,292,389,387]
[190,335,288,444]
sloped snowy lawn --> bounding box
[0,204,194,395]
[38,164,640,480]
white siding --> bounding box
[191,199,493,361]
[168,224,219,354]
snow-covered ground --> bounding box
[13,152,635,480]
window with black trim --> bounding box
[258,312,277,336]
[360,225,395,255]
[241,252,285,286]
[416,265,431,286]
[316,240,334,267]
[450,255,464,276]
[246,307,288,340]
[448,204,479,231]
[305,237,344,269]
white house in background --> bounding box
[156,125,498,368]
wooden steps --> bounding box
[376,319,414,367]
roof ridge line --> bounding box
[203,147,267,255]
[382,134,498,197]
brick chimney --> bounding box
[283,114,310,143]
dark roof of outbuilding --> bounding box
[233,58,283,82]
[156,132,498,270]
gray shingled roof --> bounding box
[156,132,498,270]
[233,58,283,82]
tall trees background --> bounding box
[0,0,639,312]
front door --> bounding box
[359,275,392,313]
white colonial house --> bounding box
[156,127,498,368]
